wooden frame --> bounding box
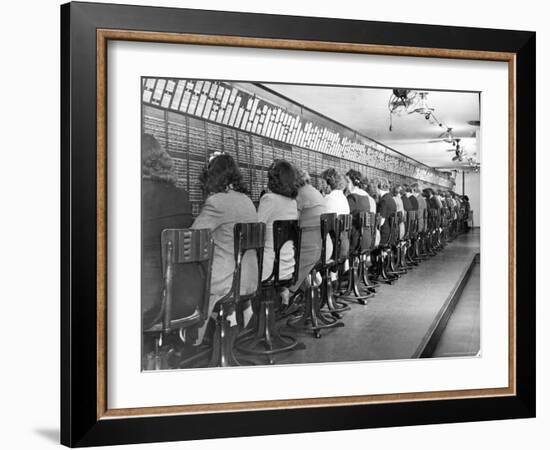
[61,1,535,446]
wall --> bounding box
[1,1,546,450]
[143,78,454,189]
[455,171,481,227]
[143,103,451,216]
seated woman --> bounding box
[412,183,426,233]
[404,184,419,226]
[377,179,397,246]
[191,152,258,343]
[321,168,351,215]
[142,134,193,331]
[258,159,299,284]
[345,169,372,253]
[462,195,471,230]
[362,176,378,213]
[401,186,414,234]
[290,168,326,296]
[320,168,350,276]
[392,184,405,239]
[423,188,440,210]
[366,179,381,247]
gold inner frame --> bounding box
[96,29,517,420]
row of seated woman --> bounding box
[141,135,470,369]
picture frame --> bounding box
[60,1,535,447]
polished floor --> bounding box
[276,229,481,365]
[432,262,480,357]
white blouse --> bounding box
[324,189,350,215]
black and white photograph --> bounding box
[141,79,480,370]
[0,0,542,447]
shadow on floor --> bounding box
[34,428,59,444]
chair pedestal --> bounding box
[208,303,242,367]
[237,286,305,364]
[424,230,435,254]
[415,235,430,260]
[359,255,379,292]
[408,238,423,263]
[326,266,352,315]
[371,248,397,284]
[401,240,418,268]
[177,303,243,368]
[387,245,406,277]
[336,256,374,305]
[288,273,344,339]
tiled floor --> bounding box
[275,230,481,365]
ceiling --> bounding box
[262,83,480,170]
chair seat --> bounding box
[144,308,202,333]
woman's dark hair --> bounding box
[267,159,298,198]
[142,133,176,185]
[378,177,390,191]
[346,169,364,189]
[366,181,379,201]
[320,168,345,191]
[199,153,248,195]
[317,177,329,195]
[391,183,402,196]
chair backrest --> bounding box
[320,213,339,266]
[380,213,399,245]
[264,220,301,286]
[441,207,449,225]
[394,210,403,240]
[427,208,435,230]
[410,210,418,237]
[358,211,376,252]
[337,214,352,263]
[160,228,214,332]
[396,211,404,224]
[404,210,412,239]
[233,222,266,303]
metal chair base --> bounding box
[288,281,344,339]
[236,290,305,365]
[336,256,374,306]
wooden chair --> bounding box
[358,211,380,291]
[431,208,439,250]
[143,228,213,370]
[440,207,450,244]
[183,222,266,368]
[237,220,306,364]
[338,211,375,305]
[404,210,419,266]
[288,213,345,338]
[388,212,407,276]
[372,213,398,284]
[331,214,359,307]
[420,208,432,258]
[320,214,351,316]
[407,210,421,263]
